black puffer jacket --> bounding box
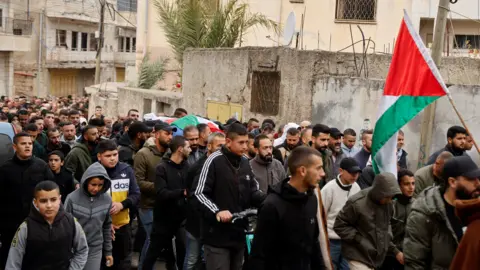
[248,179,325,270]
[117,133,137,166]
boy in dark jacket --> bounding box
[48,150,75,203]
[6,181,89,270]
[97,139,140,269]
[248,146,326,270]
[143,136,191,270]
[65,162,113,270]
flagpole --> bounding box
[418,0,451,166]
[446,95,480,154]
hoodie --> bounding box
[334,172,401,268]
[248,179,325,270]
[64,162,113,256]
[117,133,137,166]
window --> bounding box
[126,37,131,52]
[13,29,22,35]
[250,71,280,115]
[89,33,97,51]
[289,0,304,3]
[454,35,480,50]
[132,37,136,52]
[336,0,376,22]
[118,37,124,52]
[117,0,137,12]
[56,30,67,46]
[0,9,3,27]
[81,32,88,51]
[72,31,78,51]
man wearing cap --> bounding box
[321,157,362,270]
[329,128,347,177]
[334,172,401,270]
[404,156,480,270]
[133,121,176,269]
[118,121,152,166]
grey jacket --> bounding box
[403,187,459,270]
[250,155,286,193]
[334,172,401,268]
[330,151,346,177]
[65,162,113,256]
[5,215,89,270]
[414,165,442,196]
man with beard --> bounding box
[248,146,327,270]
[311,124,333,185]
[427,125,467,165]
[250,135,286,193]
[64,125,100,182]
[118,121,151,166]
[30,116,48,148]
[414,151,453,195]
[60,122,78,147]
[46,127,71,158]
[246,132,256,160]
[197,123,211,155]
[143,136,192,270]
[404,156,480,269]
[0,133,54,268]
[68,110,82,134]
[133,122,176,270]
[328,128,346,178]
[274,127,300,165]
[354,129,373,170]
[18,109,29,127]
[184,125,203,167]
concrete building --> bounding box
[181,47,480,169]
[136,0,480,67]
[0,0,32,96]
[13,0,137,97]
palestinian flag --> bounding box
[371,10,449,175]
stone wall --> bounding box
[182,47,480,124]
[13,72,36,96]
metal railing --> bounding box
[0,18,33,36]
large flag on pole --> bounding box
[372,10,449,175]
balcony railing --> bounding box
[0,18,33,36]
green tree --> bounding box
[155,0,279,65]
[137,54,168,89]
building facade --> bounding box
[0,0,32,96]
[13,0,136,97]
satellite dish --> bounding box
[283,12,296,46]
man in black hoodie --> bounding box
[143,136,192,270]
[48,150,75,203]
[0,132,54,268]
[194,123,265,270]
[248,146,326,270]
[118,121,151,166]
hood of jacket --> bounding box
[29,200,67,225]
[368,172,401,203]
[117,132,132,147]
[80,162,111,196]
[71,142,90,155]
[269,178,314,202]
[105,162,130,178]
[454,198,480,225]
[147,143,166,157]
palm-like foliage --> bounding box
[154,0,279,64]
[137,54,168,89]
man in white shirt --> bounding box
[321,157,362,270]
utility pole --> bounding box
[95,0,106,84]
[417,0,450,167]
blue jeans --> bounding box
[183,231,203,270]
[330,239,350,270]
[138,208,153,270]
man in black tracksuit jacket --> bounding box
[194,123,265,270]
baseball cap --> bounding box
[154,121,177,132]
[443,156,480,180]
[330,127,343,139]
[340,157,362,174]
[226,118,241,126]
[128,122,152,136]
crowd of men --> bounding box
[0,95,479,270]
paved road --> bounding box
[131,252,167,270]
